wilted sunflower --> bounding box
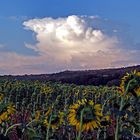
[68,99,102,132]
[120,70,140,96]
[44,108,64,129]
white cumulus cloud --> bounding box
[23,15,140,72]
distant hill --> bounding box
[1,65,140,86]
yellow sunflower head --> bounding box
[0,93,4,102]
[0,104,15,124]
[7,104,16,114]
[44,109,64,129]
[68,99,102,132]
[120,70,140,96]
[35,110,41,121]
[0,112,9,123]
[134,86,140,96]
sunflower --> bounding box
[0,94,4,102]
[134,87,140,96]
[44,108,64,129]
[0,112,8,123]
[35,110,41,121]
[7,104,16,114]
[120,70,140,96]
[0,104,15,124]
[68,99,102,132]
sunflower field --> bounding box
[0,71,140,140]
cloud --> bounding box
[0,15,140,74]
[23,15,119,65]
[23,15,140,70]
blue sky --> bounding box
[0,0,140,74]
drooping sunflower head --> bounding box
[120,70,140,96]
[44,108,64,129]
[68,99,102,132]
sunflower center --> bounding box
[76,105,95,123]
[48,114,59,124]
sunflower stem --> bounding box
[124,78,135,95]
[115,116,119,140]
[46,103,55,140]
[77,108,84,140]
[104,127,107,139]
[46,112,52,140]
[4,123,22,136]
[115,96,124,140]
[97,128,101,140]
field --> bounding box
[0,71,140,140]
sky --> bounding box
[0,0,140,75]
